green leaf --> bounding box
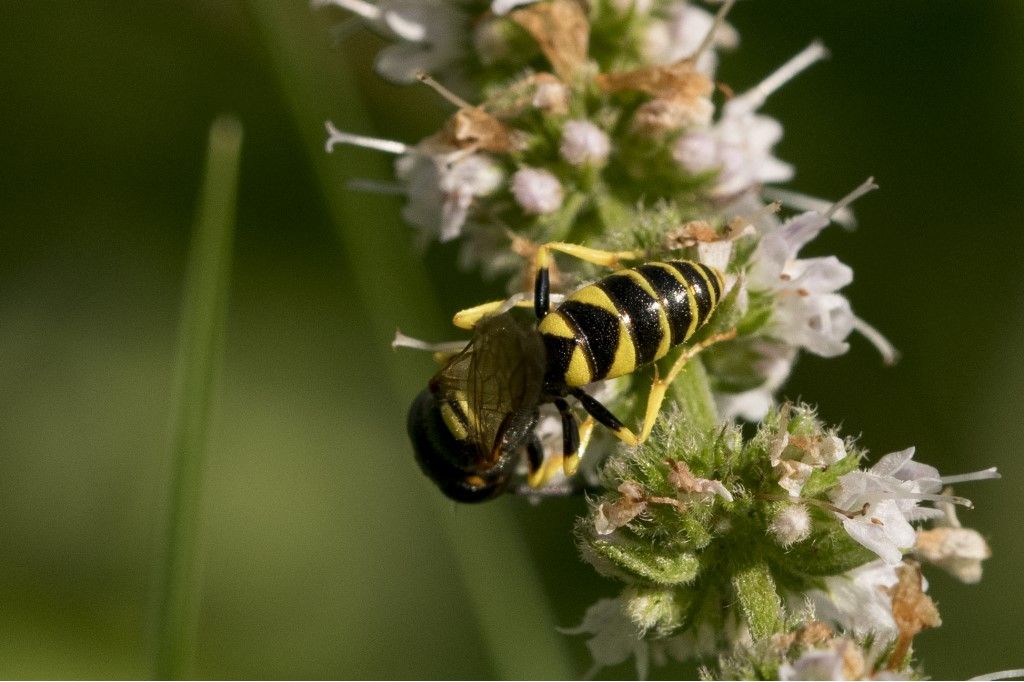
[731,560,784,640]
[589,538,700,586]
[154,116,242,679]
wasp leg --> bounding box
[638,328,738,442]
[570,388,639,446]
[524,432,548,488]
[553,398,582,475]
[572,417,596,475]
[539,242,645,269]
[454,292,566,329]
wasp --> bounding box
[407,242,734,502]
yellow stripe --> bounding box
[690,261,717,309]
[654,262,700,340]
[568,283,640,381]
[567,283,617,312]
[537,311,575,338]
[606,319,637,380]
[626,269,672,361]
[565,346,592,386]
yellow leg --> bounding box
[528,452,565,489]
[451,294,532,329]
[563,417,595,476]
[538,242,644,270]
[638,328,738,443]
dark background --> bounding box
[1,1,1021,678]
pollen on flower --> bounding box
[559,120,611,167]
[511,167,564,215]
[769,503,812,547]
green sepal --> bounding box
[801,448,862,498]
[588,537,701,586]
[623,585,693,636]
[731,560,784,640]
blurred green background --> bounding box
[1,1,1022,678]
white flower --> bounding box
[671,41,827,196]
[830,448,937,565]
[560,598,651,679]
[780,648,847,681]
[748,179,900,364]
[316,0,468,84]
[436,154,505,240]
[643,2,738,76]
[512,167,564,214]
[769,503,812,547]
[809,560,901,639]
[914,499,991,584]
[672,107,790,195]
[560,120,611,167]
[831,447,999,565]
[769,426,848,497]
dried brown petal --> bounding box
[793,621,834,647]
[510,0,589,82]
[596,61,713,101]
[886,560,942,670]
[442,107,520,153]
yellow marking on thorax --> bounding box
[624,269,673,361]
[440,401,469,441]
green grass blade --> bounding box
[153,116,243,680]
[242,5,576,678]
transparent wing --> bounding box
[432,313,545,463]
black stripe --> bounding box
[541,332,576,386]
[636,263,693,346]
[669,261,712,325]
[698,263,721,304]
[597,273,663,366]
[557,301,620,381]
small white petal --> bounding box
[727,40,829,116]
[780,648,846,681]
[560,120,612,166]
[512,168,564,215]
[491,0,536,14]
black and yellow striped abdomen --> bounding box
[538,260,724,387]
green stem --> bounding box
[154,116,243,679]
[668,356,719,432]
[242,5,575,678]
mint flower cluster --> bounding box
[318,0,999,677]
